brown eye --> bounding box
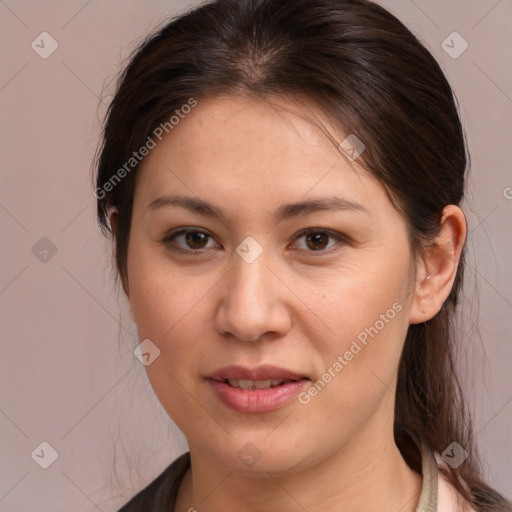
[292,229,345,253]
[161,228,217,252]
[305,231,330,251]
[184,231,209,249]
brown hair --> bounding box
[94,0,511,509]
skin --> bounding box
[111,94,467,512]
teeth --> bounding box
[226,378,287,389]
[238,379,253,390]
[254,379,272,389]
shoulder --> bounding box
[116,452,191,512]
[434,453,476,512]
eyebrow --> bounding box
[147,194,369,222]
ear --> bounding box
[409,205,467,325]
[107,206,119,237]
[108,207,135,320]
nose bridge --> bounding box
[232,249,272,302]
[216,241,290,342]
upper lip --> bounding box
[207,365,308,382]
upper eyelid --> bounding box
[162,228,216,243]
[162,227,346,251]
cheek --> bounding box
[127,257,213,434]
[307,257,410,349]
[319,296,407,386]
[129,278,206,375]
[304,262,410,405]
[126,246,202,395]
[127,238,206,338]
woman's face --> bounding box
[125,95,420,474]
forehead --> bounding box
[134,94,389,218]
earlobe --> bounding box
[107,206,119,236]
[107,205,132,304]
[408,205,467,325]
[127,301,136,323]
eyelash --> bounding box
[160,227,348,256]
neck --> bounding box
[175,427,423,512]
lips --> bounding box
[225,378,292,390]
[208,365,306,382]
[206,365,309,413]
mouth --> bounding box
[216,377,304,390]
[206,365,310,413]
[207,364,308,382]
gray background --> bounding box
[0,0,510,510]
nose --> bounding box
[214,250,292,343]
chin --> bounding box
[201,433,318,477]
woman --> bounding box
[94,0,512,510]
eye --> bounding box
[161,227,347,255]
[161,228,218,252]
[291,228,345,253]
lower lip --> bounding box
[208,379,308,413]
